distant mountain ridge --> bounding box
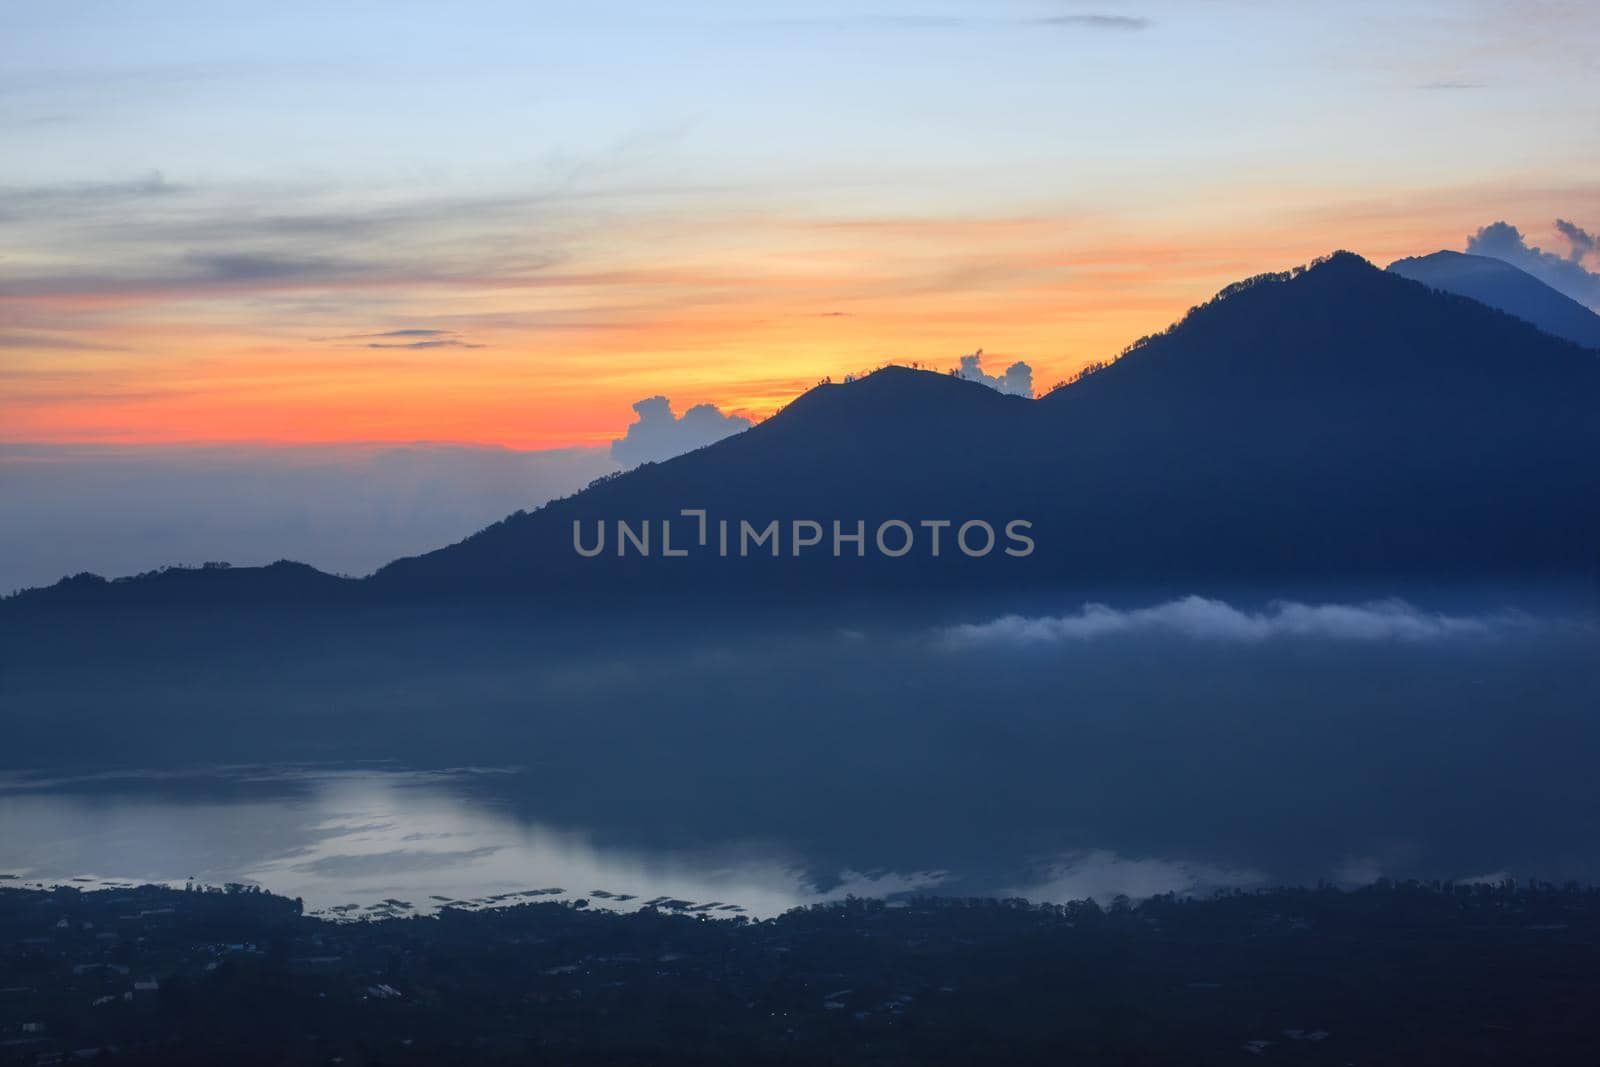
[1387,250,1600,349]
[14,251,1600,607]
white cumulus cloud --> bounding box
[953,349,1033,397]
[611,396,752,467]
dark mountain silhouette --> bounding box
[13,560,357,606]
[12,251,1600,607]
[1387,250,1600,349]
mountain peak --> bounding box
[1301,248,1374,274]
[838,363,1010,394]
[1387,250,1600,349]
[771,363,1026,427]
[1204,250,1379,304]
[1045,244,1597,418]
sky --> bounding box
[2,1,1598,588]
[3,0,1597,450]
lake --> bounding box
[0,765,958,918]
[4,589,1598,915]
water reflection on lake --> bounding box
[0,767,959,918]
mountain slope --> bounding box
[370,367,1035,595]
[8,560,357,606]
[15,251,1600,606]
[370,251,1600,595]
[1030,250,1600,579]
[1387,250,1600,349]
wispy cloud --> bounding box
[1034,14,1149,31]
[0,173,642,305]
[753,11,1150,32]
[184,252,357,284]
[0,332,124,352]
[0,250,379,299]
[320,328,486,350]
[0,172,185,218]
[942,596,1534,646]
[365,338,485,349]
[341,329,455,340]
[1554,218,1597,262]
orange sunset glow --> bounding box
[5,195,1576,448]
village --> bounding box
[3,878,1599,1064]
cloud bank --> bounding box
[1466,220,1600,309]
[953,349,1033,397]
[943,595,1530,646]
[611,397,753,467]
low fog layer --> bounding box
[944,596,1538,645]
[0,443,616,592]
[5,587,1597,896]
